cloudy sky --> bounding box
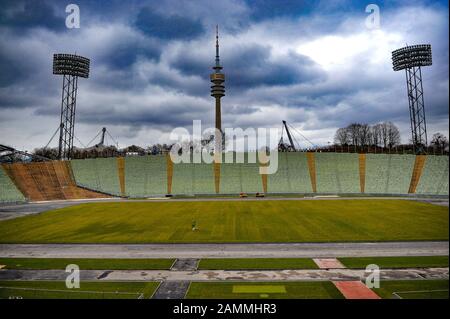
[0,0,448,151]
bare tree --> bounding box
[347,123,362,146]
[33,147,59,160]
[386,122,401,147]
[431,133,449,149]
[334,128,349,145]
[379,122,389,148]
[333,121,402,150]
[359,124,371,146]
[372,123,383,147]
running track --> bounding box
[0,242,448,259]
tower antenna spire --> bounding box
[215,25,220,68]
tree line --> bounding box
[334,122,401,148]
[33,144,172,160]
[30,124,448,160]
[333,121,448,153]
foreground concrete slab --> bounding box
[1,242,448,259]
[152,281,189,299]
[0,268,447,282]
[171,259,199,271]
[313,258,346,269]
[333,281,381,299]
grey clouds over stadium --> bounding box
[0,0,448,151]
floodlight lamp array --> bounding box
[53,54,90,78]
[392,44,432,71]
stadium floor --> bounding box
[0,196,447,221]
[1,197,447,300]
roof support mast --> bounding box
[283,120,296,152]
[100,127,106,146]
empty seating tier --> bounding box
[416,155,449,195]
[70,158,121,196]
[267,153,313,193]
[315,153,360,193]
[365,154,416,194]
[217,153,262,194]
[124,155,167,197]
[0,166,25,203]
[3,153,439,200]
[2,161,106,201]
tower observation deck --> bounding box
[210,25,225,136]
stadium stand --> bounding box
[386,154,416,193]
[416,155,449,195]
[306,153,317,192]
[0,165,26,203]
[167,155,173,194]
[359,154,366,193]
[71,158,121,196]
[214,162,221,193]
[219,153,263,194]
[261,170,268,193]
[408,155,426,193]
[315,153,360,193]
[268,153,313,193]
[2,161,105,201]
[172,161,215,195]
[124,155,167,197]
[365,154,415,194]
[117,157,126,196]
[54,161,99,199]
[2,153,446,201]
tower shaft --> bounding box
[215,98,222,133]
[210,26,225,149]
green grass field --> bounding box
[198,258,318,270]
[0,258,174,270]
[0,281,159,299]
[0,200,447,243]
[339,256,449,269]
[186,281,344,299]
[372,280,449,299]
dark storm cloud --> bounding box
[78,106,202,128]
[228,48,325,89]
[171,44,326,90]
[35,95,210,129]
[100,39,161,70]
[0,0,64,31]
[135,7,204,40]
[245,0,314,21]
[0,48,30,87]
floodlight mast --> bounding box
[392,44,432,153]
[53,54,90,160]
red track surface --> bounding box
[333,281,381,299]
[313,258,346,269]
